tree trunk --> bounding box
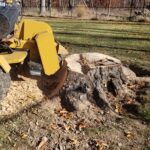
[129,0,134,17]
[59,0,62,11]
[107,0,111,16]
[40,0,46,15]
[21,0,24,12]
[60,53,137,114]
[142,0,146,13]
[48,0,52,16]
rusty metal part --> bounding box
[40,60,68,98]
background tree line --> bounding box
[20,0,150,17]
[21,0,149,9]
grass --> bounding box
[138,83,150,121]
[44,19,150,71]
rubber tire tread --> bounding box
[0,69,11,100]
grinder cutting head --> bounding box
[0,0,21,39]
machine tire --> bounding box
[0,69,11,100]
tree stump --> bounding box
[60,53,136,113]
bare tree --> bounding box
[36,0,39,9]
[129,0,134,17]
[108,0,112,16]
[143,0,146,13]
[59,0,62,11]
[40,0,46,15]
[48,0,52,16]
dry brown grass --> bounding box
[75,5,88,18]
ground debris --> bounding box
[0,53,149,150]
[88,139,109,150]
[55,108,73,119]
[76,119,89,131]
[37,136,48,150]
[124,130,135,140]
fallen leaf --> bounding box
[13,143,17,147]
[124,131,134,139]
[55,108,73,119]
[115,103,123,114]
[63,113,73,119]
[59,109,68,114]
[68,138,78,145]
[127,98,135,104]
[95,140,109,150]
[37,137,48,150]
[21,133,28,139]
[77,119,88,131]
[128,84,136,90]
[125,96,135,104]
[7,136,12,142]
[89,139,109,150]
[63,124,72,131]
[49,123,58,130]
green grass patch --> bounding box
[137,84,150,121]
[46,19,150,71]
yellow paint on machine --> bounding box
[35,32,60,75]
[15,19,52,40]
[1,19,66,75]
[0,56,11,73]
[3,51,27,64]
[6,0,13,4]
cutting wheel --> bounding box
[39,60,68,98]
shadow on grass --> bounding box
[129,63,150,76]
[60,41,150,53]
[55,31,150,42]
[82,27,150,36]
[123,83,150,123]
[53,25,150,37]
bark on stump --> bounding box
[61,53,135,113]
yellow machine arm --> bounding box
[6,0,13,4]
[2,19,67,75]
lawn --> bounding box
[45,19,150,73]
[0,18,149,150]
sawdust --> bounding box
[0,75,44,120]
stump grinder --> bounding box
[0,0,68,99]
